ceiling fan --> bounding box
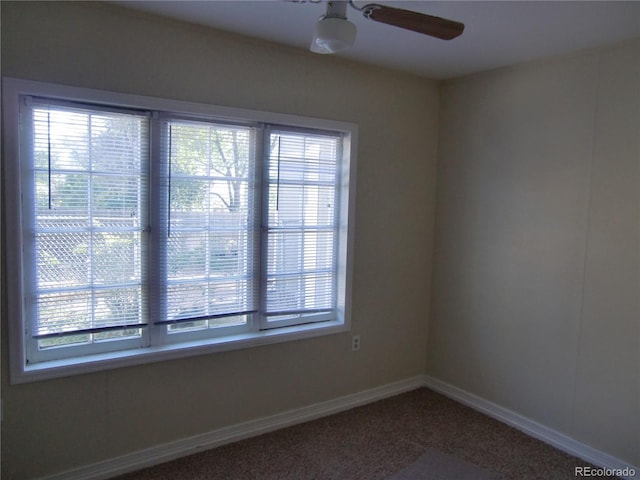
[303,0,464,54]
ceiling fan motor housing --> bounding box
[311,1,356,54]
[313,17,356,52]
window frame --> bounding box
[3,77,357,384]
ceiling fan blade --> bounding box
[362,4,464,40]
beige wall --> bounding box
[1,2,438,478]
[429,39,640,466]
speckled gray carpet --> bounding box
[113,388,613,480]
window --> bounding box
[3,78,356,383]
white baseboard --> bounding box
[38,374,639,480]
[422,375,640,480]
[38,375,426,480]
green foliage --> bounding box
[170,123,249,212]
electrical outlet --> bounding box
[351,334,360,351]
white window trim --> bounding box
[3,77,357,384]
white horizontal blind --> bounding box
[27,101,148,347]
[162,120,258,332]
[264,129,340,323]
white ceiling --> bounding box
[112,1,640,79]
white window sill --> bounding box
[14,320,349,384]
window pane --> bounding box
[166,121,256,326]
[265,131,339,320]
[30,105,148,339]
